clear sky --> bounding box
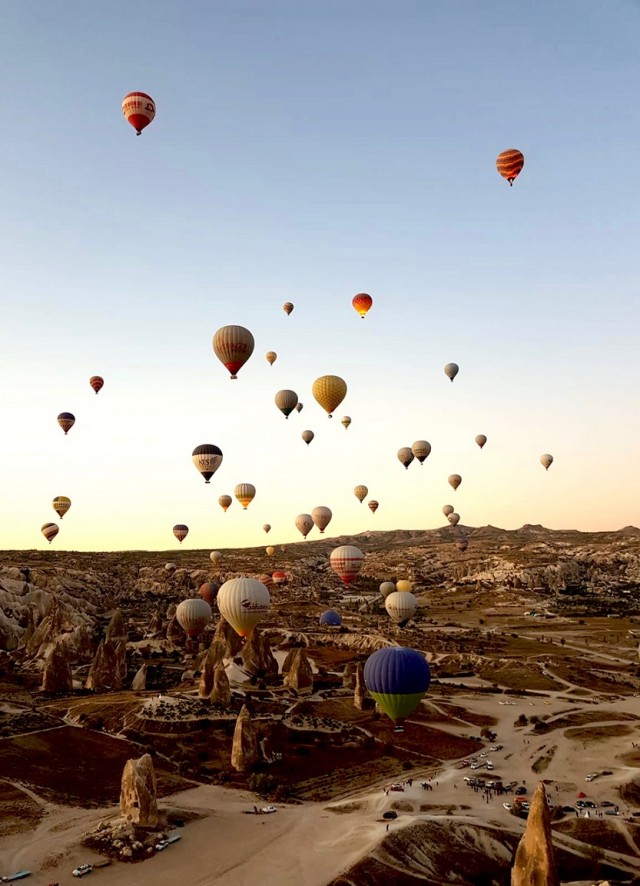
[1,0,640,552]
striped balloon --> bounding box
[173,524,189,543]
[352,292,373,319]
[218,495,232,512]
[52,496,71,519]
[176,598,211,638]
[57,412,75,435]
[212,325,255,379]
[272,570,287,585]
[235,483,256,509]
[368,500,379,514]
[41,523,59,544]
[411,440,431,464]
[192,443,223,483]
[329,545,364,585]
[496,149,525,186]
[283,302,294,316]
[217,577,270,637]
[385,591,418,624]
[398,447,414,469]
[312,375,347,418]
[199,582,218,605]
[364,647,431,726]
[89,376,104,394]
[122,91,156,135]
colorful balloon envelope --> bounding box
[379,581,396,599]
[263,524,271,534]
[295,513,314,538]
[122,91,156,135]
[496,148,525,186]
[41,522,59,544]
[341,416,351,429]
[266,351,277,366]
[396,580,412,593]
[352,292,373,319]
[52,496,71,519]
[364,647,431,727]
[540,453,554,471]
[312,375,347,418]
[398,447,414,469]
[368,500,379,514]
[265,545,275,557]
[475,435,487,450]
[311,506,332,533]
[354,485,368,503]
[448,474,462,491]
[385,591,418,624]
[217,578,270,638]
[272,570,287,586]
[192,443,223,483]
[283,302,294,316]
[89,376,104,394]
[302,430,314,445]
[219,495,232,512]
[176,598,211,638]
[275,389,298,418]
[235,483,256,509]
[329,545,364,585]
[444,363,459,382]
[319,609,342,626]
[57,412,75,435]
[212,325,255,380]
[199,582,218,605]
[210,551,222,566]
[411,441,431,464]
[173,524,189,543]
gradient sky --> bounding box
[2,0,640,552]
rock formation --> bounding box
[119,753,159,827]
[86,639,123,691]
[115,639,128,684]
[511,783,559,886]
[147,610,164,637]
[41,641,73,693]
[131,663,148,691]
[241,628,278,679]
[353,661,367,710]
[213,616,244,659]
[284,647,314,692]
[166,615,185,645]
[198,641,226,698]
[211,661,231,705]
[231,704,259,771]
[106,609,128,644]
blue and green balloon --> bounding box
[364,647,431,726]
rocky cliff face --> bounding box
[231,704,258,771]
[212,616,244,659]
[511,782,559,886]
[41,641,73,693]
[353,661,367,710]
[86,639,124,691]
[106,609,128,644]
[241,628,278,679]
[198,641,226,698]
[119,753,159,827]
[284,647,314,692]
[211,661,231,705]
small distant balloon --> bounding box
[219,495,232,512]
[475,435,487,449]
[173,524,189,543]
[352,292,373,319]
[411,441,431,464]
[319,610,342,626]
[302,430,314,445]
[165,562,177,573]
[442,504,454,517]
[312,375,347,418]
[265,545,275,557]
[263,523,271,534]
[448,512,461,526]
[379,581,396,599]
[283,302,294,316]
[41,523,59,544]
[210,550,222,566]
[540,454,554,471]
[266,351,277,366]
[176,598,211,638]
[341,416,351,430]
[89,376,104,394]
[275,390,298,419]
[396,580,412,593]
[311,505,332,533]
[235,483,256,509]
[272,570,287,586]
[192,444,223,483]
[122,91,156,135]
[398,447,415,470]
[295,513,314,539]
[496,148,525,186]
[448,474,462,491]
[385,591,417,624]
[444,363,459,382]
[329,545,364,585]
[354,485,368,503]
[212,325,255,380]
[368,500,379,514]
[52,496,71,519]
[295,402,304,413]
[199,582,218,605]
[57,412,75,435]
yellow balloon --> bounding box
[396,580,412,593]
[312,375,347,418]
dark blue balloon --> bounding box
[319,609,342,626]
[364,647,430,696]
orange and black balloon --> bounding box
[496,149,524,186]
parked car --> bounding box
[383,811,398,820]
[514,786,527,795]
[72,865,93,879]
[503,802,513,810]
[261,806,277,814]
[562,806,576,814]
[585,773,598,782]
[600,801,615,807]
[605,809,620,816]
[155,840,170,851]
[389,784,405,792]
[583,801,597,809]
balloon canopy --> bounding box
[364,647,431,725]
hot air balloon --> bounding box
[176,598,211,638]
[259,573,275,590]
[57,412,75,435]
[173,524,189,543]
[210,550,222,566]
[442,504,454,517]
[341,416,351,429]
[302,430,314,445]
[89,376,104,394]
[219,495,232,512]
[295,402,304,413]
[283,302,294,316]
[295,513,314,538]
[41,523,59,544]
[266,351,277,366]
[275,390,298,418]
[363,646,431,730]
[475,435,487,449]
[265,545,275,557]
[448,474,462,491]
[456,538,469,553]
[444,363,459,382]
[496,148,525,186]
[368,500,379,514]
[411,441,431,464]
[235,483,256,509]
[379,581,396,599]
[385,591,418,624]
[354,485,368,503]
[212,325,255,380]
[329,545,364,585]
[165,562,177,573]
[398,448,414,469]
[199,582,218,605]
[263,524,271,534]
[218,578,271,637]
[352,292,373,319]
[448,512,460,526]
[312,375,347,418]
[396,580,412,593]
[319,610,342,626]
[192,444,223,483]
[272,570,287,586]
[540,454,554,471]
[52,496,71,519]
[122,91,156,135]
[311,506,332,533]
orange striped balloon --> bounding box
[89,376,104,394]
[496,149,524,186]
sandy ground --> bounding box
[2,682,639,885]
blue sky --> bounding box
[1,0,639,551]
